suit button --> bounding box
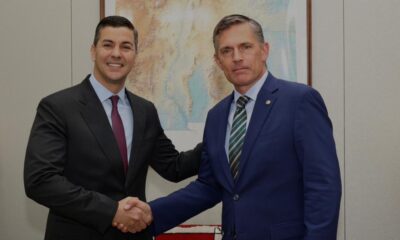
[233,194,239,201]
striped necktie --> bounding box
[228,95,250,180]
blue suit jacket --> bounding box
[150,73,342,240]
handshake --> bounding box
[112,197,153,233]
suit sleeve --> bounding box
[149,117,222,235]
[24,98,117,234]
[294,88,342,240]
[148,103,202,182]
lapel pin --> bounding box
[265,100,271,105]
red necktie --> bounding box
[110,95,128,173]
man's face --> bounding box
[214,23,269,94]
[91,26,136,89]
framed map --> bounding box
[100,0,311,132]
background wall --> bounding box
[0,0,399,239]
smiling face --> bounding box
[91,26,136,93]
[214,23,269,94]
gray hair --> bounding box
[213,14,265,52]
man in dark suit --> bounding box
[24,16,201,240]
[136,14,342,240]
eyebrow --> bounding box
[219,42,253,49]
[101,39,134,46]
[121,41,134,46]
[220,46,232,50]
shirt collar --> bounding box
[89,74,128,104]
[233,70,269,103]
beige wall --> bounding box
[344,1,400,239]
[0,1,399,239]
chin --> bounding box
[107,73,125,81]
[105,77,124,84]
[233,78,252,85]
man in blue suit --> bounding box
[124,14,342,240]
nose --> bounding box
[111,46,121,57]
[232,48,243,62]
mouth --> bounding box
[233,67,248,73]
[107,62,124,68]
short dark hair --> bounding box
[213,14,265,52]
[93,15,138,51]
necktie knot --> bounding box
[236,95,250,109]
[110,95,120,106]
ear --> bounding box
[261,42,270,62]
[90,44,96,61]
[214,53,223,69]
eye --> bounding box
[103,43,112,48]
[121,44,134,51]
[220,48,232,56]
[242,44,253,50]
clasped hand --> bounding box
[112,197,152,233]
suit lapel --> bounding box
[215,94,236,190]
[78,77,126,181]
[125,92,146,185]
[237,73,279,182]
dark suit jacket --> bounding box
[150,73,342,240]
[24,76,202,240]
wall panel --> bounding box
[0,0,72,239]
[312,1,345,239]
[345,0,400,239]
